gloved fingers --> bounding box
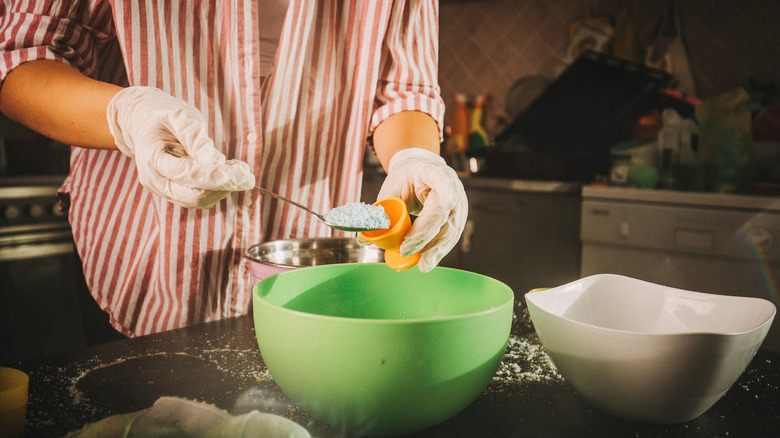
[163,182,232,209]
[164,186,232,209]
[152,142,255,192]
[107,86,255,208]
[398,172,466,243]
[135,166,232,209]
[415,213,464,272]
[371,148,469,271]
[162,109,226,165]
[399,203,449,257]
[417,241,446,273]
[196,190,234,209]
[376,177,423,215]
[398,182,468,272]
[107,86,226,165]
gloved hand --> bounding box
[106,86,255,208]
[360,148,468,272]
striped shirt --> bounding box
[0,0,444,336]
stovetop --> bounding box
[0,182,69,236]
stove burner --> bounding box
[0,185,69,234]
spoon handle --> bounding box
[161,145,324,220]
[250,185,323,219]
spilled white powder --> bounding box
[323,202,390,230]
[482,305,565,397]
[486,335,564,395]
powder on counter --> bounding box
[490,306,565,388]
[323,202,390,230]
[492,335,564,385]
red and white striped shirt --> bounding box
[0,0,444,336]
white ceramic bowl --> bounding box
[525,274,776,424]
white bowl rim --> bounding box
[525,273,777,337]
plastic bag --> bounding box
[645,1,697,97]
[695,88,755,192]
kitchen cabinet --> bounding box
[362,171,582,300]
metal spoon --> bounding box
[162,145,387,232]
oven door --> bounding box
[0,225,86,364]
[0,226,75,261]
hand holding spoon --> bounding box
[162,145,389,232]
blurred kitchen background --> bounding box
[3,0,780,364]
[365,0,780,351]
[438,0,779,134]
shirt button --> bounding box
[247,132,258,143]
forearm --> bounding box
[0,60,122,149]
[371,111,441,171]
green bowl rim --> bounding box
[252,264,515,325]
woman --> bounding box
[0,0,466,337]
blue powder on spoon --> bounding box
[323,202,391,230]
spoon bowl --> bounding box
[252,185,387,232]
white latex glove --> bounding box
[107,86,255,208]
[360,148,468,272]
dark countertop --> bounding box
[17,305,780,438]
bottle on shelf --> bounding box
[445,93,471,176]
[467,93,491,175]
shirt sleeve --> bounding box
[0,0,120,88]
[369,0,445,141]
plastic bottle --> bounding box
[465,94,491,175]
[445,93,470,175]
[446,93,469,155]
[468,94,490,150]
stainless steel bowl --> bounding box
[244,237,385,283]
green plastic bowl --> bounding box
[252,263,514,436]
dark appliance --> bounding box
[0,115,86,365]
[493,51,672,182]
